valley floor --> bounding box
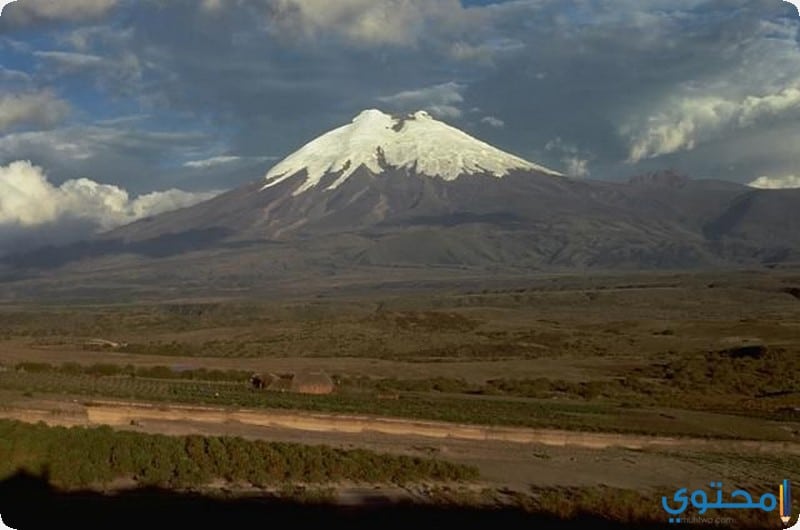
[0,269,798,528]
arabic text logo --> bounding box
[662,481,791,525]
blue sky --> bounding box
[1,0,800,198]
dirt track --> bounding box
[1,397,799,491]
[4,398,800,453]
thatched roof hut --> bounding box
[250,373,278,390]
[289,371,335,395]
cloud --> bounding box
[545,137,591,177]
[4,0,800,190]
[0,91,70,133]
[480,116,504,128]
[1,0,117,23]
[0,124,216,192]
[378,82,465,119]
[0,67,31,82]
[184,156,243,169]
[33,49,142,94]
[0,1,17,16]
[748,174,800,189]
[624,87,800,163]
[34,50,104,71]
[183,155,278,169]
[563,157,590,178]
[0,161,219,251]
[263,0,464,46]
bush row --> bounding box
[15,362,251,382]
[0,419,478,489]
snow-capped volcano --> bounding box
[262,109,561,195]
[54,108,799,284]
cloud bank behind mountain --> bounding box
[0,160,218,254]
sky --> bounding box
[0,0,799,249]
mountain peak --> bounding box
[262,109,561,195]
[352,108,391,123]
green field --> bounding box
[0,419,477,489]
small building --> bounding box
[250,371,335,395]
[250,373,278,390]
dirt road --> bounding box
[2,397,798,490]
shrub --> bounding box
[0,419,478,489]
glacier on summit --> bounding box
[262,109,562,195]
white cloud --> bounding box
[545,137,591,177]
[34,50,104,71]
[620,15,800,165]
[0,91,70,133]
[0,161,219,232]
[184,156,243,169]
[480,116,504,128]
[183,155,277,169]
[624,87,800,163]
[563,157,590,178]
[378,82,465,119]
[748,174,800,189]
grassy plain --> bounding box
[0,269,798,527]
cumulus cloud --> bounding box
[748,174,800,189]
[624,87,800,163]
[0,161,219,250]
[378,82,465,119]
[0,91,70,133]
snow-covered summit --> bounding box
[262,109,561,195]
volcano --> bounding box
[4,110,800,292]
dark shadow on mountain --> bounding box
[0,471,680,530]
[702,191,759,240]
[2,227,235,270]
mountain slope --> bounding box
[2,110,799,289]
